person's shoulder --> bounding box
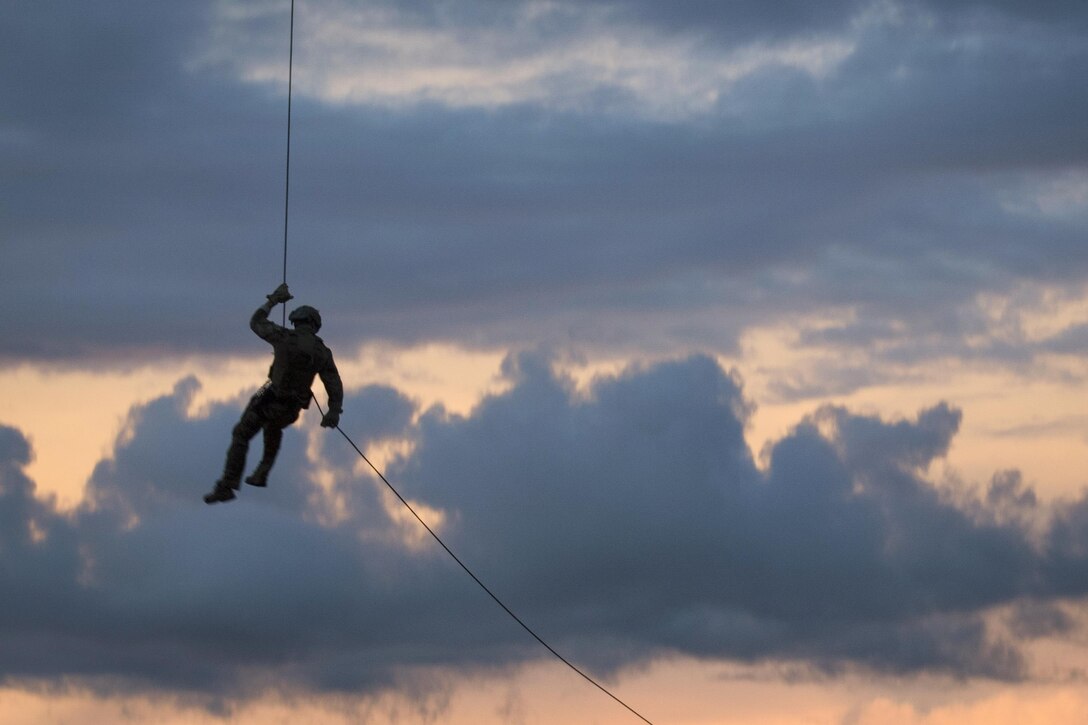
[255,319,288,342]
[313,334,335,359]
[267,324,291,340]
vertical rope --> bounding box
[281,0,296,325]
[273,2,649,721]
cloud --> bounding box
[2,354,1088,707]
[846,686,1088,725]
[3,0,1087,376]
[204,0,856,116]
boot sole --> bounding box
[203,490,237,504]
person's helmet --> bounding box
[288,305,322,331]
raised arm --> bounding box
[251,283,294,341]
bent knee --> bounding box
[232,418,261,442]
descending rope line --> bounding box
[281,0,296,325]
[310,399,655,724]
[274,2,649,720]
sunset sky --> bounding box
[3,1,1088,723]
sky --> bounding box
[2,0,1088,723]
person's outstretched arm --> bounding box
[318,354,344,428]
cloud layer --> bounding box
[2,355,1086,706]
[3,0,1087,387]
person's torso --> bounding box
[267,330,328,402]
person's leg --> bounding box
[223,407,263,487]
[245,402,300,487]
[205,392,267,504]
[245,426,282,487]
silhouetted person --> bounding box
[205,283,343,504]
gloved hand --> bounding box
[321,410,340,428]
[267,283,294,305]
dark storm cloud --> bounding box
[2,0,1088,373]
[1,0,293,363]
[2,355,1087,703]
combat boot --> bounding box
[203,480,238,504]
[245,463,272,487]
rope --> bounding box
[281,0,296,325]
[275,2,649,719]
[311,397,655,725]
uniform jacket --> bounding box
[250,306,344,412]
